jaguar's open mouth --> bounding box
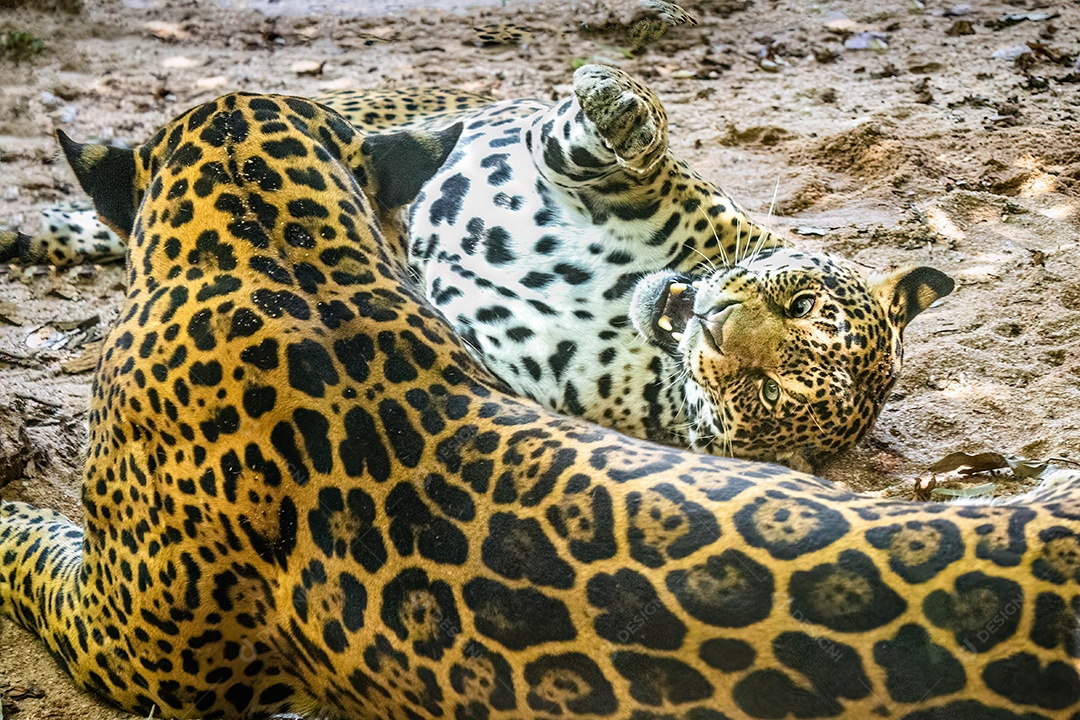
[650,277,697,344]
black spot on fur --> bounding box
[463,578,575,651]
[626,483,720,568]
[588,569,686,650]
[242,385,276,419]
[874,624,966,703]
[866,519,964,584]
[482,513,574,589]
[308,486,386,573]
[382,568,461,661]
[378,398,423,467]
[449,641,517,712]
[340,407,391,482]
[240,338,279,370]
[924,572,1023,653]
[613,652,713,706]
[789,550,907,633]
[286,339,339,398]
[429,173,470,226]
[524,654,616,715]
[667,550,773,628]
[734,490,849,560]
[1030,592,1080,656]
[700,638,755,672]
[546,479,616,563]
[386,482,468,565]
[733,632,870,717]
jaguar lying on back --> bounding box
[0,65,953,472]
[353,65,954,472]
[2,92,1079,720]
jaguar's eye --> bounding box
[789,293,815,318]
[761,378,781,407]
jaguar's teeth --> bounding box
[692,280,702,290]
[668,282,687,296]
[671,331,683,342]
[657,315,673,332]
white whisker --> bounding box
[694,204,730,270]
[766,174,781,224]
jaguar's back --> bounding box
[1,92,1078,720]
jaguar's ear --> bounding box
[868,265,955,333]
[359,122,463,209]
[56,129,139,240]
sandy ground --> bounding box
[0,0,1078,716]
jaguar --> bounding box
[1,91,1078,720]
[0,65,954,472]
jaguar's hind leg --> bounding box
[529,64,669,189]
[573,63,668,173]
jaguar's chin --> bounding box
[630,272,697,351]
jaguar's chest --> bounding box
[403,110,696,446]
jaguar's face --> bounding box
[631,248,953,471]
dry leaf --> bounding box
[931,482,997,499]
[53,315,98,332]
[0,300,20,326]
[60,340,103,374]
[4,686,44,701]
[929,450,1054,479]
[46,285,79,301]
[945,20,974,36]
[929,451,1009,475]
[0,349,36,368]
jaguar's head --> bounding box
[631,248,953,471]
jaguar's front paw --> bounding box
[573,64,667,167]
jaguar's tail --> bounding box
[0,227,34,263]
[0,203,126,266]
[0,501,87,680]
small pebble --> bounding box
[991,45,1029,61]
[195,76,228,90]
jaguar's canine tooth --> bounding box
[692,280,702,290]
[671,331,683,342]
[657,315,673,332]
[669,282,687,296]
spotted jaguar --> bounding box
[0,65,953,472]
[1,91,1078,720]
[381,64,954,472]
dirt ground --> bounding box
[0,0,1078,716]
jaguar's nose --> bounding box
[697,301,741,355]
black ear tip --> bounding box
[362,122,463,209]
[55,128,83,164]
[55,127,74,148]
[444,121,464,147]
[920,266,955,299]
